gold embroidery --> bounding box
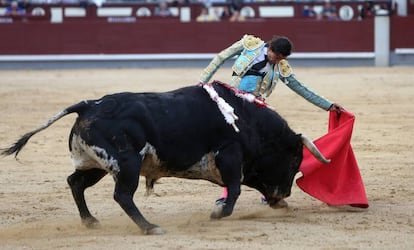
[242,35,264,50]
[278,59,293,77]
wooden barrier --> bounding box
[0,18,374,55]
[0,1,412,67]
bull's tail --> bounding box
[1,101,90,158]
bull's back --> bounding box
[135,86,238,168]
[72,86,236,170]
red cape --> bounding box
[296,110,369,208]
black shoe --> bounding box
[215,197,227,206]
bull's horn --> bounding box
[301,135,331,164]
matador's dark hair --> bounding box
[268,36,293,57]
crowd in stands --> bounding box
[301,0,393,20]
[195,0,245,22]
[149,0,246,22]
[301,0,338,20]
[1,0,394,21]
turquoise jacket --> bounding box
[200,35,333,111]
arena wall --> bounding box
[0,2,413,68]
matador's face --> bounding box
[267,48,287,65]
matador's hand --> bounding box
[329,103,343,113]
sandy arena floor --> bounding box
[0,67,413,249]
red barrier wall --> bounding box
[390,16,414,49]
[2,2,413,55]
[0,19,374,55]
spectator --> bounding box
[18,0,30,11]
[317,0,338,20]
[229,0,243,13]
[359,0,375,19]
[154,1,172,17]
[196,7,219,22]
[5,1,25,16]
[302,5,316,18]
[219,5,232,21]
[229,10,245,22]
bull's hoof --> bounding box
[269,199,288,209]
[82,217,101,229]
[210,204,224,220]
[144,226,164,235]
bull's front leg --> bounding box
[210,182,241,219]
[210,143,242,219]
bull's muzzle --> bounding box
[265,187,290,208]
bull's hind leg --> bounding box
[67,168,107,228]
[113,151,163,235]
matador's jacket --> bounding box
[200,34,333,110]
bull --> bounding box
[1,82,329,235]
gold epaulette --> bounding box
[242,35,264,51]
[278,59,293,78]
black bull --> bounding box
[1,82,329,235]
